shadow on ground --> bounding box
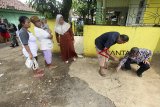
[0,46,115,107]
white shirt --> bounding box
[22,32,38,57]
[34,27,53,50]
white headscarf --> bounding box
[54,14,71,35]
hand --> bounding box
[114,57,119,62]
[116,66,121,72]
[143,60,150,65]
[49,29,52,34]
[29,54,33,60]
[48,35,53,39]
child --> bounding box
[116,47,152,77]
[41,18,51,33]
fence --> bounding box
[126,3,160,26]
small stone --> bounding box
[0,74,4,77]
[22,91,28,94]
[26,98,30,100]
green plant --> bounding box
[29,0,72,20]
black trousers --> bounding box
[124,58,150,75]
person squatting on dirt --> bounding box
[95,32,129,77]
[116,47,152,77]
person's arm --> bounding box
[144,49,152,60]
[104,41,119,61]
[48,33,53,39]
[55,32,60,45]
[69,28,74,41]
[143,49,152,65]
[116,55,129,72]
[106,49,119,61]
[23,45,33,59]
[43,30,52,39]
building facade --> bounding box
[96,0,160,26]
[0,0,39,25]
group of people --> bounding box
[2,14,152,78]
[95,32,152,77]
[18,14,77,77]
[0,18,19,47]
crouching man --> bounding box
[116,47,152,77]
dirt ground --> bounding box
[69,56,160,107]
[0,44,160,107]
[0,45,115,107]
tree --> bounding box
[61,0,72,22]
[72,0,96,24]
[29,0,72,21]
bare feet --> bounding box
[73,57,76,61]
[48,65,58,70]
[33,69,44,78]
[65,61,69,64]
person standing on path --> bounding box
[55,14,77,64]
[30,16,57,70]
[18,16,44,78]
[95,32,129,77]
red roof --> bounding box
[0,0,35,12]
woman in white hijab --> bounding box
[55,14,77,63]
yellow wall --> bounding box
[84,25,160,57]
[143,0,160,24]
[28,19,160,57]
[29,19,60,53]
